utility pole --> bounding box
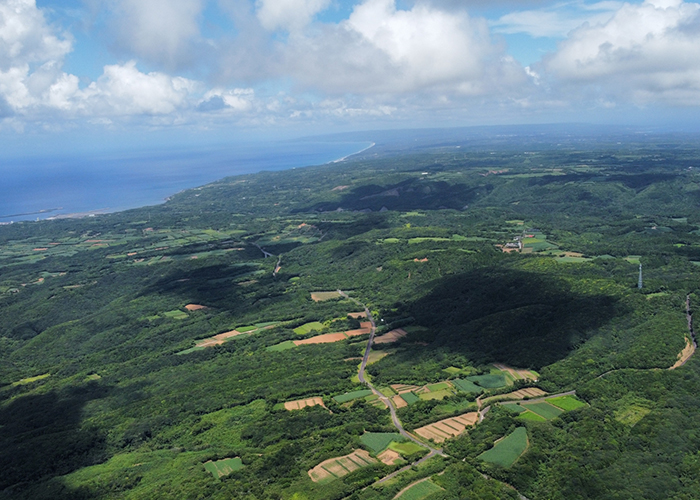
[638,263,643,289]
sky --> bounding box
[2,0,700,155]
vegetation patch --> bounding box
[452,378,483,393]
[400,392,420,405]
[334,389,373,403]
[293,321,326,335]
[518,411,548,422]
[12,373,50,386]
[266,340,297,352]
[389,441,426,456]
[520,402,563,420]
[360,432,403,453]
[310,291,342,302]
[162,310,188,319]
[203,457,243,479]
[548,395,587,411]
[396,478,443,500]
[466,373,507,389]
[478,427,529,467]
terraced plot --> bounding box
[284,397,326,410]
[308,449,377,483]
[414,412,478,443]
[480,387,546,406]
[374,328,408,344]
[203,457,244,478]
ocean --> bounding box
[0,140,371,222]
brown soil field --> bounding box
[367,351,390,365]
[378,449,402,465]
[493,363,538,381]
[347,311,367,318]
[413,258,429,262]
[185,304,208,311]
[345,322,372,337]
[33,248,48,251]
[284,396,326,411]
[294,332,347,345]
[670,337,696,369]
[308,449,376,483]
[414,412,478,443]
[392,395,408,408]
[374,328,408,344]
[196,329,244,347]
[332,185,350,191]
[390,384,421,394]
[481,387,546,406]
[311,291,342,302]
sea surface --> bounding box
[0,141,371,222]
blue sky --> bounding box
[2,0,700,154]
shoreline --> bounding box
[1,141,375,224]
[330,142,375,163]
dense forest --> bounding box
[2,131,700,499]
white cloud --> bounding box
[107,0,205,69]
[542,0,700,105]
[255,0,331,31]
[491,1,622,38]
[281,0,528,96]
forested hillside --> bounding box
[2,134,700,499]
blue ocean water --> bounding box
[0,141,371,222]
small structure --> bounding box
[638,263,643,289]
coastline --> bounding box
[331,142,375,163]
[0,140,373,223]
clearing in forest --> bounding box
[348,311,367,318]
[185,304,208,311]
[493,363,538,382]
[394,478,443,500]
[311,291,342,301]
[414,412,478,443]
[203,457,244,478]
[291,322,372,346]
[670,337,696,369]
[547,395,587,411]
[478,427,528,467]
[283,397,326,411]
[308,449,377,483]
[293,321,326,335]
[374,328,408,344]
[378,449,402,465]
[334,389,374,403]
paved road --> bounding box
[337,291,446,455]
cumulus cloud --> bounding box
[542,0,700,105]
[255,0,331,31]
[106,0,205,70]
[281,0,527,96]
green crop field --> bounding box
[478,427,529,467]
[501,403,526,414]
[334,389,373,403]
[360,432,403,453]
[518,411,547,422]
[293,321,325,335]
[522,402,564,420]
[452,379,483,393]
[203,457,244,478]
[236,325,258,333]
[162,310,188,319]
[266,340,297,352]
[397,479,442,500]
[548,395,588,411]
[466,373,507,389]
[400,392,420,405]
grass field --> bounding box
[162,310,188,319]
[397,479,443,500]
[389,441,426,455]
[443,366,462,375]
[548,395,587,411]
[521,402,563,420]
[400,392,420,405]
[466,373,507,389]
[334,389,373,403]
[418,389,453,401]
[426,382,451,391]
[236,325,258,333]
[293,321,325,335]
[478,427,528,467]
[452,378,483,393]
[266,340,297,352]
[12,373,50,386]
[203,457,243,478]
[360,432,403,453]
[310,291,342,301]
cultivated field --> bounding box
[293,321,325,335]
[203,457,244,478]
[310,291,342,302]
[378,449,402,465]
[548,395,587,411]
[360,432,403,453]
[480,387,546,406]
[414,412,478,443]
[284,397,326,411]
[374,328,407,344]
[478,427,528,467]
[184,304,208,311]
[334,389,373,403]
[493,363,539,382]
[394,478,443,500]
[307,449,377,483]
[291,322,371,346]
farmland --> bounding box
[307,449,377,483]
[204,457,244,479]
[478,427,529,467]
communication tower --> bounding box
[638,263,643,289]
